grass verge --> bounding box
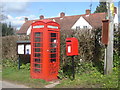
[2,67,49,88]
[55,68,119,88]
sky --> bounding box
[118,1,120,23]
[0,1,119,30]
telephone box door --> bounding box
[31,30,43,78]
[48,31,60,78]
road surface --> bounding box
[1,81,29,88]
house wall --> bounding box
[114,13,118,24]
[27,25,32,35]
[114,7,118,24]
[71,16,92,30]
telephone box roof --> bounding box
[32,19,57,24]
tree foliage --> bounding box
[94,2,107,13]
[2,23,14,36]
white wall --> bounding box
[71,16,92,30]
[114,13,118,24]
[26,25,32,35]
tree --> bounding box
[94,2,107,13]
[2,23,14,36]
[0,5,8,21]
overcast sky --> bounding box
[0,1,119,30]
[118,1,120,23]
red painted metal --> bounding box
[30,19,60,81]
[66,37,79,56]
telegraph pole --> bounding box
[104,1,114,74]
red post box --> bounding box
[30,19,60,81]
[66,37,79,56]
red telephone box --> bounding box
[30,19,60,81]
[66,37,79,56]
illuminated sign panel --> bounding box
[33,25,44,28]
[47,25,58,29]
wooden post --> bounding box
[104,45,107,74]
[71,56,75,80]
[105,1,114,74]
[18,55,20,70]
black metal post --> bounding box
[72,55,75,80]
[18,55,20,70]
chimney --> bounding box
[39,15,44,20]
[86,9,91,15]
[60,12,65,18]
[25,17,28,22]
[114,7,117,14]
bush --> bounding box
[59,29,104,79]
[2,59,18,68]
[20,63,30,70]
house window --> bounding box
[83,26,87,29]
[76,26,80,30]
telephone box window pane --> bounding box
[50,48,56,53]
[35,53,41,57]
[51,33,56,37]
[51,43,57,48]
[35,38,41,42]
[34,43,42,47]
[35,64,41,68]
[35,59,41,63]
[50,59,56,62]
[35,48,41,52]
[51,38,56,42]
[34,69,40,72]
[50,54,56,58]
[35,32,42,37]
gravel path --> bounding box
[1,81,29,88]
[45,81,60,88]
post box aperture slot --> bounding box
[66,40,71,42]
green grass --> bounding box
[2,67,49,88]
[2,67,119,88]
[2,61,119,88]
[55,68,119,88]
